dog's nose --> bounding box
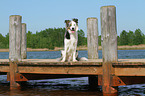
[72,28,74,30]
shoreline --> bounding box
[1,44,145,52]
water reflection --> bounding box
[0,77,103,96]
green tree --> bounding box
[127,30,134,45]
[77,29,87,46]
[0,33,8,48]
[133,29,144,45]
[119,30,128,45]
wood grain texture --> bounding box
[101,6,118,62]
[100,6,118,95]
[21,23,27,59]
[0,59,145,76]
[9,15,22,61]
[87,18,98,59]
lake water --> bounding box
[0,50,145,96]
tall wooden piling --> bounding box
[87,17,99,90]
[87,17,98,59]
[21,23,27,59]
[9,15,22,90]
[9,15,22,61]
[100,6,118,95]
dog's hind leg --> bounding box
[72,51,77,62]
[61,50,66,62]
[72,47,77,62]
[61,40,68,62]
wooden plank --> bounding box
[1,63,145,76]
[87,18,99,89]
[101,6,118,62]
[87,17,98,59]
[115,68,145,76]
[0,59,145,76]
[10,61,21,90]
[21,23,27,59]
[0,66,9,72]
[9,15,22,61]
[1,59,145,64]
[9,15,22,90]
[21,59,102,63]
[0,59,9,62]
[18,66,102,75]
[101,6,118,95]
[19,59,102,66]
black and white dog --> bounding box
[61,18,78,62]
[57,18,87,62]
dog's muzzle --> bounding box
[71,28,75,33]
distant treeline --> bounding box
[0,28,87,49]
[98,29,144,46]
[0,28,144,49]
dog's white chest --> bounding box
[65,34,77,50]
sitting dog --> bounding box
[61,18,78,62]
[57,18,88,62]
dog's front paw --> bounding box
[73,60,78,62]
[61,60,65,62]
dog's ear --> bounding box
[73,18,78,24]
[64,20,70,24]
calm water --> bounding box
[0,50,145,96]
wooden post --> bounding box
[100,6,118,95]
[9,15,22,61]
[87,17,99,90]
[9,15,22,90]
[21,23,27,59]
[87,17,98,59]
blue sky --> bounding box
[0,0,145,37]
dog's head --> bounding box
[65,18,78,33]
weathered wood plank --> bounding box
[10,61,21,90]
[18,66,102,75]
[9,15,22,61]
[0,59,145,76]
[100,6,118,95]
[9,15,22,90]
[0,66,9,72]
[87,17,98,59]
[1,59,145,65]
[21,23,27,59]
[115,68,145,76]
[101,6,118,62]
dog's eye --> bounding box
[70,24,72,26]
[74,24,75,26]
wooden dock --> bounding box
[1,59,145,76]
[3,5,145,96]
[1,59,145,95]
[1,59,145,80]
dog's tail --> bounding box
[77,57,88,61]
